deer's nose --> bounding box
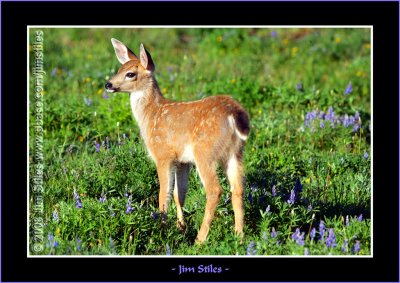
[105,82,113,89]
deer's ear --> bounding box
[139,43,155,72]
[111,38,137,64]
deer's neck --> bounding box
[130,80,167,143]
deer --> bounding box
[105,38,250,243]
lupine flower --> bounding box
[76,238,82,251]
[84,97,92,106]
[363,151,368,159]
[125,195,134,214]
[271,227,277,238]
[294,178,303,194]
[342,239,348,253]
[248,192,253,203]
[95,142,100,153]
[272,185,277,197]
[304,248,309,255]
[357,214,363,222]
[271,30,278,38]
[295,81,304,92]
[109,206,116,217]
[105,137,110,149]
[326,107,335,123]
[344,82,353,95]
[52,210,59,222]
[319,221,326,239]
[262,232,267,241]
[320,121,325,129]
[354,240,361,254]
[246,241,257,255]
[99,194,107,203]
[345,215,350,226]
[166,244,171,255]
[53,241,59,248]
[291,228,305,246]
[353,124,360,132]
[307,204,312,211]
[52,68,57,76]
[74,190,82,209]
[310,227,316,240]
[152,212,159,220]
[325,228,337,248]
[287,190,295,205]
[109,237,115,253]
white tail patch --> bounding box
[228,115,248,141]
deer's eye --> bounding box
[126,72,136,78]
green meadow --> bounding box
[29,28,371,255]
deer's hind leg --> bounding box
[225,153,245,236]
[194,154,223,243]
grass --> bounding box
[29,27,371,256]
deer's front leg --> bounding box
[156,160,175,223]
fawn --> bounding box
[105,38,250,243]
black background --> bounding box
[1,1,399,282]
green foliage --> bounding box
[29,28,371,255]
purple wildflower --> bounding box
[295,81,304,92]
[326,107,335,123]
[95,142,100,153]
[271,30,278,38]
[344,82,353,95]
[294,178,302,195]
[246,241,257,255]
[353,124,360,132]
[319,221,326,239]
[152,212,159,220]
[122,133,126,140]
[272,185,277,197]
[76,238,82,251]
[166,244,171,255]
[125,195,134,214]
[310,227,316,240]
[99,194,107,203]
[53,241,59,248]
[291,228,305,246]
[262,232,267,241]
[74,190,82,209]
[102,92,109,99]
[320,121,325,129]
[307,204,313,212]
[354,240,361,254]
[287,190,295,205]
[52,210,59,222]
[342,239,348,253]
[105,137,110,149]
[325,228,337,248]
[84,97,92,106]
[248,192,253,203]
[363,151,368,159]
[304,248,309,255]
[52,68,57,76]
[357,214,363,222]
[265,205,271,213]
[271,227,277,238]
[345,215,350,226]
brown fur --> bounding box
[106,39,250,243]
